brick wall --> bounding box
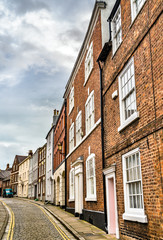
[65,11,105,228]
[102,0,162,239]
[53,104,65,172]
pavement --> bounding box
[0,197,117,240]
[0,200,8,240]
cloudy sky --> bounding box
[0,0,95,170]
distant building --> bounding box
[10,155,27,195]
[38,144,46,202]
[0,164,12,195]
[53,103,66,207]
[28,149,39,199]
[18,151,33,198]
[45,109,59,203]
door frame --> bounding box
[103,165,119,239]
[72,157,83,216]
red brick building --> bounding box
[38,144,46,201]
[64,0,116,230]
[53,104,66,207]
[10,155,27,195]
[98,0,162,238]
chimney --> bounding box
[53,109,59,126]
[6,163,10,170]
[28,150,33,156]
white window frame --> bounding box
[85,41,93,85]
[112,5,122,55]
[85,153,97,201]
[118,57,139,132]
[69,122,74,152]
[69,86,74,114]
[85,90,95,134]
[69,168,75,201]
[122,148,147,223]
[130,0,146,22]
[76,111,82,146]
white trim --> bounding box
[84,41,93,85]
[130,0,147,23]
[105,166,119,239]
[85,90,95,134]
[85,197,97,202]
[69,87,74,115]
[86,153,96,200]
[118,111,139,132]
[76,110,82,146]
[66,118,101,158]
[118,57,139,131]
[123,213,147,222]
[112,5,122,56]
[122,148,148,223]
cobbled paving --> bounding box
[3,198,66,240]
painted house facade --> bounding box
[98,0,163,238]
[64,0,116,230]
[10,155,27,195]
[53,103,66,207]
[18,151,33,198]
[46,110,59,203]
[38,144,46,201]
[28,149,39,199]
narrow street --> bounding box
[1,198,75,240]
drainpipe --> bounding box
[97,60,108,233]
[64,99,67,210]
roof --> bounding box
[0,170,11,180]
[16,155,28,164]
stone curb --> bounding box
[44,206,85,240]
[0,201,9,240]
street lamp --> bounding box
[58,142,65,155]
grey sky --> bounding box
[0,0,95,169]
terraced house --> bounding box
[18,151,33,198]
[64,0,116,230]
[28,149,39,199]
[38,144,46,201]
[53,103,66,207]
[46,109,59,203]
[10,155,27,195]
[97,0,162,238]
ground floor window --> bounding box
[86,153,96,201]
[122,148,147,222]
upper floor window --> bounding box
[69,122,74,152]
[85,90,94,134]
[69,168,74,200]
[131,0,146,21]
[112,6,122,55]
[69,87,74,114]
[86,153,96,201]
[85,42,93,84]
[118,57,139,132]
[122,148,147,223]
[76,111,82,146]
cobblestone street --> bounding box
[1,198,75,240]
